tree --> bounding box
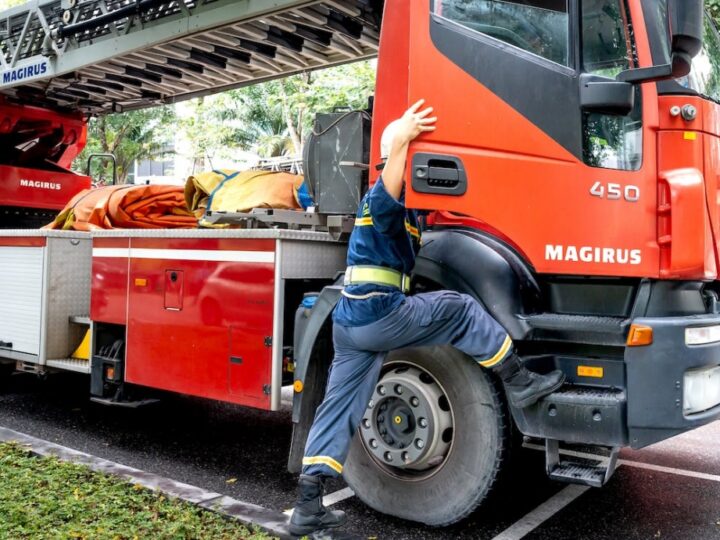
[234,60,377,156]
[178,60,377,160]
[76,106,176,184]
[73,61,376,179]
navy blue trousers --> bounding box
[301,290,512,477]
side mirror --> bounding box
[617,0,703,84]
[580,74,634,116]
[669,0,703,59]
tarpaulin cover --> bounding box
[185,169,305,227]
[45,184,197,230]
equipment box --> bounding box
[0,231,91,368]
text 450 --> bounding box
[590,182,640,202]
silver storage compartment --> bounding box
[0,231,91,366]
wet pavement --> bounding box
[0,371,719,539]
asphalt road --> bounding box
[1,371,719,539]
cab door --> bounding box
[400,0,660,278]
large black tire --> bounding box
[343,346,509,526]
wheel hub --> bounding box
[360,365,453,471]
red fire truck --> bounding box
[1,0,719,527]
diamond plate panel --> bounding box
[45,236,92,360]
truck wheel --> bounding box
[343,346,509,526]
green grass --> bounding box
[0,443,272,540]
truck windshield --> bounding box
[682,15,720,103]
[647,1,720,103]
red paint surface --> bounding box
[91,237,129,325]
[0,237,46,247]
[0,98,87,170]
[370,0,411,172]
[1,98,89,211]
[93,237,278,409]
[393,1,666,278]
[131,237,273,252]
[0,164,91,211]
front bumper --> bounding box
[627,314,720,448]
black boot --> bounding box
[289,474,347,536]
[493,354,565,408]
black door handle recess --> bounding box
[412,153,467,195]
[0,341,12,349]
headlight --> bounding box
[684,366,720,414]
[685,325,720,345]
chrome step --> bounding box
[545,439,619,488]
[46,358,90,374]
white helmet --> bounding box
[380,119,403,160]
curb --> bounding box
[0,427,296,538]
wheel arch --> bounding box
[415,228,541,340]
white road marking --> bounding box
[524,443,720,483]
[323,487,355,506]
[490,484,590,540]
[283,487,356,516]
[491,442,720,540]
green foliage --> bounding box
[0,443,270,540]
[0,0,26,10]
[710,0,720,20]
[179,60,376,162]
[74,61,375,179]
[76,106,176,184]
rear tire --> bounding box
[343,346,509,526]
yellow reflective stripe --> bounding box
[479,335,513,368]
[302,456,343,474]
[355,217,374,226]
[348,266,403,288]
[405,221,420,238]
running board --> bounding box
[545,439,620,488]
[90,397,160,409]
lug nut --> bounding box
[368,400,374,409]
[384,452,393,462]
[378,385,386,396]
[394,384,403,395]
[415,439,425,449]
[401,452,409,462]
[370,439,378,448]
[362,419,370,429]
[418,418,428,428]
[410,397,419,407]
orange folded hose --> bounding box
[45,184,198,230]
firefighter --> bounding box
[289,100,565,536]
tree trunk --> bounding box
[279,85,301,155]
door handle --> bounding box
[0,341,12,349]
[411,154,467,196]
[427,164,460,185]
